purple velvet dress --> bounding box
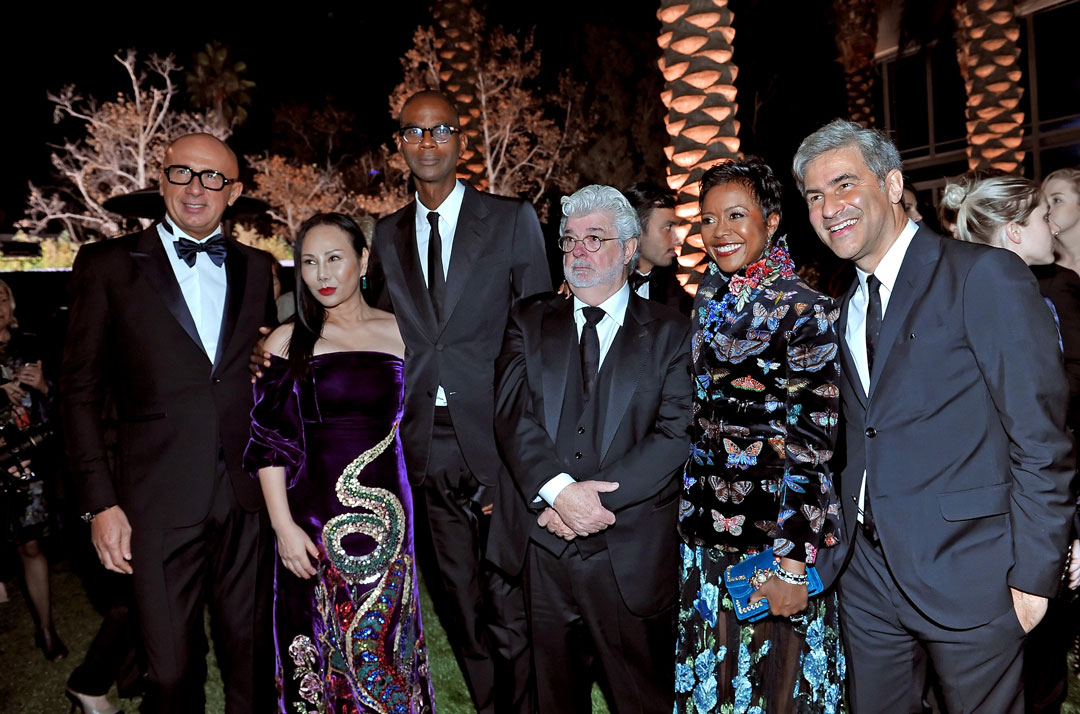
[245,351,434,714]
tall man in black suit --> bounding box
[794,120,1074,713]
[622,181,691,313]
[366,90,551,713]
[61,133,275,714]
[490,184,692,713]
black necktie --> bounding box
[174,234,227,268]
[628,271,649,293]
[865,274,882,374]
[580,306,605,395]
[427,211,446,318]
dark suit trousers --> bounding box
[840,531,1026,714]
[129,466,273,714]
[526,543,674,714]
[416,408,531,714]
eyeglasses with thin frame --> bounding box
[397,124,460,145]
[557,235,618,253]
[163,165,237,191]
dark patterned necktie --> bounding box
[427,211,446,318]
[174,234,227,268]
[580,306,606,395]
[865,274,882,373]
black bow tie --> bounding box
[628,271,650,292]
[173,234,227,268]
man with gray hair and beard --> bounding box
[487,184,693,713]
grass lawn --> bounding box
[0,562,610,713]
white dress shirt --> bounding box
[157,216,228,362]
[846,219,918,519]
[538,283,631,505]
[414,180,467,406]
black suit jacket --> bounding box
[367,184,551,486]
[489,291,693,616]
[816,227,1074,627]
[60,226,276,530]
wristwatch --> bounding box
[81,507,109,523]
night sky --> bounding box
[2,1,844,237]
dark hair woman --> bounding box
[244,212,433,712]
[675,157,846,712]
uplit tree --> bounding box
[185,41,255,134]
[246,154,352,242]
[833,0,879,127]
[430,0,487,184]
[18,50,222,241]
[657,0,741,284]
[952,0,1025,174]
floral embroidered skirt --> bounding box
[675,543,846,714]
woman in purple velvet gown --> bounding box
[245,212,433,713]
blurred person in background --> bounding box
[0,278,66,662]
[941,172,1075,714]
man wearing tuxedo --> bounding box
[61,134,275,713]
[794,120,1074,713]
[366,90,551,713]
[622,181,691,314]
[489,185,692,713]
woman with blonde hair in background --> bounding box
[942,172,1077,713]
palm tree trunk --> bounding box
[833,0,879,128]
[432,0,488,187]
[657,0,740,288]
[953,0,1025,174]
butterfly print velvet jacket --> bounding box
[678,239,843,564]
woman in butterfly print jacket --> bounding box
[674,157,846,714]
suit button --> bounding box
[574,452,582,460]
[865,427,877,438]
[436,344,444,352]
[212,377,221,384]
[577,427,585,434]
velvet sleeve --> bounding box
[243,355,306,488]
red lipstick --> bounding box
[318,287,336,296]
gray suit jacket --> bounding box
[815,226,1074,627]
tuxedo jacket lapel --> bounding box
[598,296,651,463]
[130,227,205,358]
[541,299,574,442]
[869,228,939,398]
[837,279,867,408]
[213,240,248,370]
[439,188,489,333]
[392,206,438,335]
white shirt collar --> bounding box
[160,214,223,243]
[573,281,630,328]
[415,179,466,229]
[855,219,919,294]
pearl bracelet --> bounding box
[775,564,809,586]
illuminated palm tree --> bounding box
[431,0,487,186]
[657,0,740,286]
[952,0,1025,174]
[833,0,879,127]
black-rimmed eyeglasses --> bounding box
[397,124,460,144]
[557,236,618,253]
[163,165,237,191]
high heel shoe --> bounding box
[66,688,123,714]
[34,626,68,661]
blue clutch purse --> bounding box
[723,547,823,621]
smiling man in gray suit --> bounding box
[796,119,1074,714]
